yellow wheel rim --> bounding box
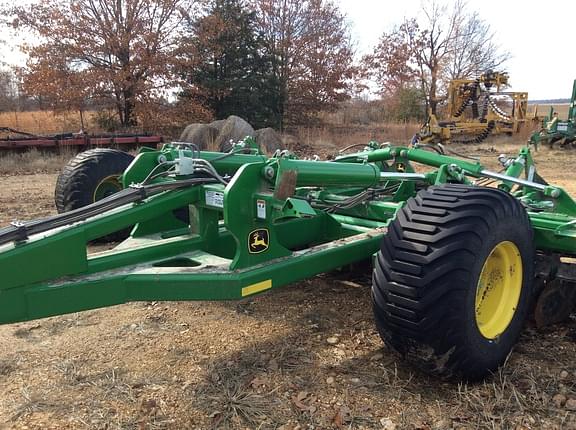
[93,175,122,202]
[475,241,522,339]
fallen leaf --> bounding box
[292,391,316,413]
[250,376,266,388]
[332,406,351,427]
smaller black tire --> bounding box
[55,148,134,240]
[372,184,534,380]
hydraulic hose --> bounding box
[0,177,216,246]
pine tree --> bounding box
[183,0,281,128]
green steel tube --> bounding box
[202,151,269,175]
[405,148,483,174]
[333,147,393,163]
[331,214,388,229]
[275,159,381,187]
[334,147,483,175]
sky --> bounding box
[1,0,575,100]
[338,0,576,100]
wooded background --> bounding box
[0,0,508,133]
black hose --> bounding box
[0,177,217,246]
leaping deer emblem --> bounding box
[249,229,269,253]
[251,232,267,249]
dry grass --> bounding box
[292,120,542,158]
[8,386,62,422]
[195,365,276,428]
[0,147,143,176]
[0,147,75,175]
[0,110,97,135]
[0,359,15,376]
[535,104,570,119]
[292,122,420,157]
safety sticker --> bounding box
[205,190,224,208]
[256,199,266,219]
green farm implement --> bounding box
[1,138,576,380]
[530,79,576,148]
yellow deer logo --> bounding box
[248,229,269,254]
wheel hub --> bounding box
[93,175,122,201]
[475,241,522,339]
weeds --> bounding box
[12,323,42,340]
[0,359,15,376]
[9,386,60,421]
[11,314,96,342]
[84,367,137,402]
[455,364,554,429]
[45,312,98,335]
[295,122,420,157]
[194,366,278,429]
[53,359,84,385]
[0,147,74,175]
[273,344,312,373]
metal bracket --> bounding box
[10,221,29,243]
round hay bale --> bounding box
[254,128,285,154]
[209,119,227,133]
[215,115,255,152]
[178,123,219,151]
[179,123,200,141]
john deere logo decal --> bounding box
[249,229,269,254]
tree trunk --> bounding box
[122,87,137,127]
[277,78,288,132]
[429,65,438,115]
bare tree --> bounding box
[252,0,355,127]
[6,0,197,127]
[364,0,510,114]
[447,10,509,79]
[0,68,20,112]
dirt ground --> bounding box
[1,141,576,430]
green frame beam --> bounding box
[2,141,576,325]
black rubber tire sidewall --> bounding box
[459,211,533,376]
[54,149,134,241]
[55,149,134,213]
[372,184,534,380]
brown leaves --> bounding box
[361,18,422,100]
[252,0,356,125]
[290,398,352,428]
[249,376,267,388]
[11,0,200,127]
[291,391,317,414]
[332,405,352,427]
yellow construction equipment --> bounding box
[415,71,530,144]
